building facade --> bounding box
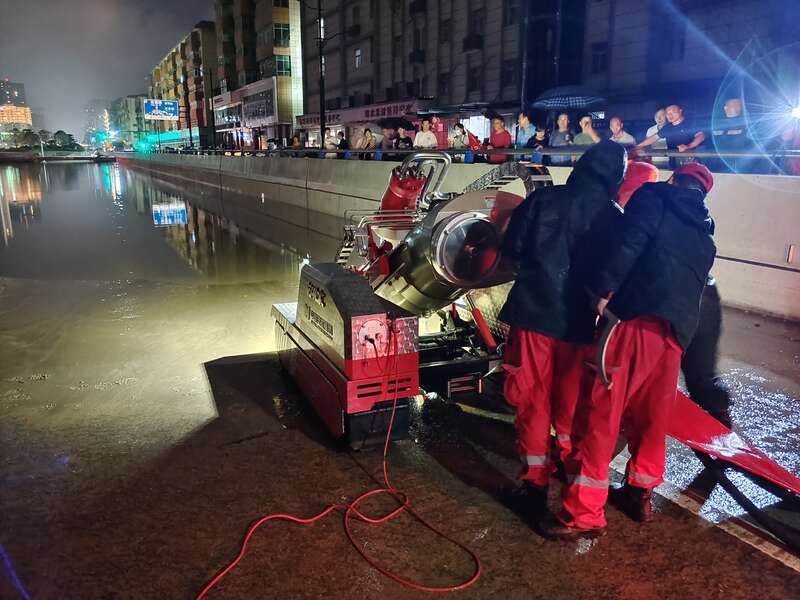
[298,0,585,142]
[148,21,219,149]
[212,0,304,148]
[0,79,32,132]
[0,79,27,107]
[581,0,800,130]
[83,99,111,147]
[110,95,147,148]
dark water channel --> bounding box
[0,161,336,283]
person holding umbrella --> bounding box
[394,126,414,151]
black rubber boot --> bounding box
[500,481,548,519]
[609,483,654,523]
[538,513,607,541]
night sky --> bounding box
[0,0,215,136]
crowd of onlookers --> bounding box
[206,97,800,175]
[302,99,797,174]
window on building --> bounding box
[352,5,361,25]
[393,35,403,57]
[503,0,520,26]
[469,9,485,35]
[414,29,422,50]
[439,19,451,43]
[273,23,290,47]
[273,0,289,6]
[501,59,517,87]
[276,55,292,76]
[591,42,608,74]
[664,18,686,61]
[438,72,450,96]
[355,48,363,69]
[259,58,276,78]
[468,66,481,92]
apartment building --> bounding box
[148,21,219,148]
[297,0,585,141]
[212,0,304,148]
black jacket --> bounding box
[588,182,717,349]
[498,141,627,342]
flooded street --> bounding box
[1,162,799,599]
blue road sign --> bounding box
[143,98,180,121]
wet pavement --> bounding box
[1,162,799,599]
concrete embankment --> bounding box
[117,152,800,321]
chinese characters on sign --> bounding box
[143,99,180,121]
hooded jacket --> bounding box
[588,182,717,349]
[498,141,627,342]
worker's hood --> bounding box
[644,182,715,234]
[567,140,628,200]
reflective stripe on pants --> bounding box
[503,328,590,487]
[561,317,682,529]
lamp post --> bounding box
[300,0,344,146]
[317,0,326,147]
[179,74,194,149]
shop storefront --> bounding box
[241,78,284,149]
[296,99,433,148]
[212,91,245,150]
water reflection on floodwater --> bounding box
[0,162,339,284]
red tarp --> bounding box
[669,391,800,496]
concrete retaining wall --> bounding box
[117,153,800,321]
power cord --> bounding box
[195,323,482,598]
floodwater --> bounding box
[1,161,799,599]
[0,161,331,283]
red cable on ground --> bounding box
[195,324,482,599]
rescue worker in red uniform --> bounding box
[617,162,732,428]
[544,163,717,539]
[498,141,628,513]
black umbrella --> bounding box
[532,85,605,110]
[376,117,415,131]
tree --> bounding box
[38,129,52,144]
[9,128,22,147]
[19,129,40,147]
[53,130,71,147]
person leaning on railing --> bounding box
[413,118,439,150]
[487,117,512,163]
[635,104,705,168]
[357,128,377,160]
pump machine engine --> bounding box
[272,153,549,447]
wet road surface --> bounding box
[1,162,799,599]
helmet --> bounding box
[672,162,714,194]
[617,160,659,207]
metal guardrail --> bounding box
[137,146,800,174]
[147,146,800,159]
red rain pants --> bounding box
[503,328,591,487]
[561,317,682,528]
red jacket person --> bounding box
[498,141,627,515]
[545,163,717,539]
